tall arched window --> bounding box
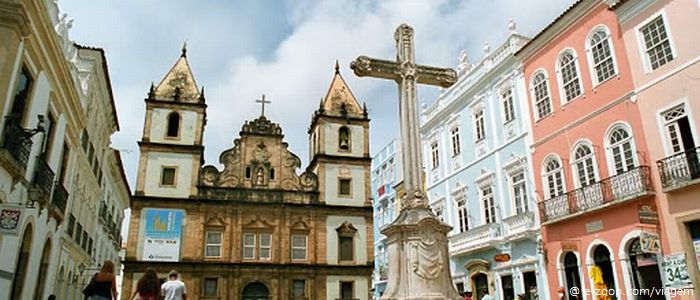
[607,125,636,174]
[166,112,180,138]
[573,143,598,187]
[588,27,617,85]
[532,72,552,120]
[10,224,33,299]
[558,50,582,102]
[338,126,351,151]
[543,156,565,198]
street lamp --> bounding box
[25,186,41,208]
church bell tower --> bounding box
[308,62,371,207]
[135,46,206,198]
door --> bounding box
[663,105,699,180]
[522,271,538,300]
[564,252,581,300]
[501,275,514,300]
[472,273,488,300]
[242,282,269,300]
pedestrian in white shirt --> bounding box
[161,270,187,300]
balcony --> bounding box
[502,211,536,240]
[657,147,700,192]
[32,156,55,206]
[449,222,501,256]
[0,118,33,175]
[539,166,654,224]
[50,183,68,222]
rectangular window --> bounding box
[457,199,469,233]
[340,281,354,300]
[339,178,351,196]
[474,109,486,141]
[75,223,83,244]
[161,167,176,186]
[481,187,496,224]
[450,127,461,156]
[81,129,89,152]
[291,234,307,260]
[66,214,75,237]
[511,172,528,214]
[205,231,222,258]
[44,113,57,158]
[58,144,69,185]
[502,89,515,123]
[641,15,674,70]
[243,233,256,259]
[259,233,272,260]
[339,236,354,262]
[203,278,218,297]
[431,142,439,169]
[292,279,306,297]
[9,67,33,123]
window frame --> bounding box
[585,25,619,87]
[338,126,352,152]
[500,88,516,124]
[202,277,219,297]
[542,155,566,199]
[473,105,486,142]
[604,123,638,175]
[259,233,272,260]
[571,141,600,188]
[480,185,496,224]
[555,49,584,104]
[635,10,677,73]
[292,279,306,298]
[430,142,440,169]
[340,281,355,300]
[204,230,223,258]
[160,166,178,187]
[510,172,528,215]
[450,126,461,157]
[530,70,553,121]
[291,234,308,261]
[338,177,352,197]
[242,232,256,260]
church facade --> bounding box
[122,52,373,300]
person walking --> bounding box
[130,268,160,300]
[161,270,187,300]
[481,289,494,300]
[463,291,473,300]
[83,260,118,300]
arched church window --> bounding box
[166,112,180,138]
[339,126,351,151]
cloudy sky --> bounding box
[60,0,575,188]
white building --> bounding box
[420,21,549,300]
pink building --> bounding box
[516,1,665,299]
[609,0,700,295]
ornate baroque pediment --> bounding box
[199,117,318,193]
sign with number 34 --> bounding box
[661,253,692,289]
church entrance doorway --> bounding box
[563,252,582,300]
[242,282,269,300]
[472,273,488,300]
[627,238,663,299]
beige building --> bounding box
[0,1,129,299]
[123,54,374,299]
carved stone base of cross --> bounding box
[379,203,462,299]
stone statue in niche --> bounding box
[256,168,264,185]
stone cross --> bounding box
[351,24,457,209]
[255,94,271,117]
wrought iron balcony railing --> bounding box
[539,166,653,223]
[51,183,68,215]
[1,117,33,169]
[32,156,55,205]
[657,147,700,191]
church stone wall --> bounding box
[323,164,366,206]
[147,108,199,145]
[143,151,194,198]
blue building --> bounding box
[370,139,402,299]
[419,22,549,300]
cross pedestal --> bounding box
[351,24,461,300]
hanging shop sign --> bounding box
[640,231,661,253]
[142,208,185,262]
[661,253,693,289]
[638,203,659,224]
[0,205,23,235]
[494,253,511,262]
[561,241,579,252]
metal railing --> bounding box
[1,117,33,169]
[657,147,700,190]
[32,156,55,204]
[539,166,653,223]
[51,183,68,214]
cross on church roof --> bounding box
[256,94,271,117]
